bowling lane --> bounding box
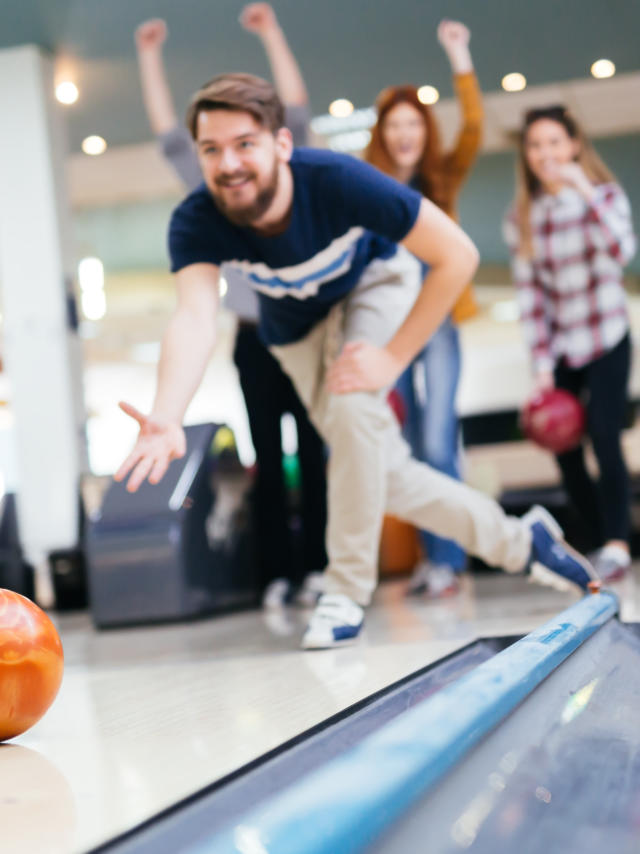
[2,570,640,853]
[371,617,640,854]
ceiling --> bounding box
[2,0,639,152]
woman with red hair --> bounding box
[365,20,483,598]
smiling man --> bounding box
[116,73,596,649]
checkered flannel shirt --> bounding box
[503,183,636,374]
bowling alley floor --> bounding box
[3,568,640,854]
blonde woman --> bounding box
[504,105,637,581]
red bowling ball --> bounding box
[0,589,64,741]
[520,388,586,454]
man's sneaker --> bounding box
[294,571,326,607]
[523,505,597,593]
[301,593,364,650]
[262,578,291,610]
[592,545,631,582]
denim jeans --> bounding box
[394,316,466,571]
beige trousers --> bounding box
[271,251,531,605]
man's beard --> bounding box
[211,161,279,227]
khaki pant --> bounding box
[271,250,531,605]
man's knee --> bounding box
[323,391,388,434]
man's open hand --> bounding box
[114,402,186,492]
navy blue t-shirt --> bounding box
[169,148,422,345]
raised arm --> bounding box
[437,20,483,179]
[327,199,479,394]
[115,263,220,491]
[134,19,178,135]
[135,19,203,189]
[240,3,308,107]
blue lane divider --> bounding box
[192,592,618,854]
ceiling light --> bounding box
[591,59,615,79]
[417,85,439,105]
[501,72,527,93]
[55,81,79,105]
[82,135,107,156]
[78,257,104,292]
[329,99,354,118]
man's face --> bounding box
[196,109,289,226]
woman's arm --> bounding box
[135,19,203,190]
[240,3,308,106]
[134,19,178,135]
[585,184,636,265]
[546,165,636,265]
[438,21,483,183]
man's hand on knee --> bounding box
[327,341,404,394]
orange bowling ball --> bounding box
[0,589,64,741]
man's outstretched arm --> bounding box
[115,263,220,491]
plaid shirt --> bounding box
[504,183,636,373]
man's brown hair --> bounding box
[185,73,285,139]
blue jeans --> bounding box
[394,316,466,571]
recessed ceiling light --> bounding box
[329,99,354,118]
[55,81,79,105]
[78,257,104,291]
[502,72,527,93]
[591,59,615,79]
[82,135,107,156]
[417,85,439,105]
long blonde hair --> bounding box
[514,105,615,257]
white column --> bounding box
[0,45,87,605]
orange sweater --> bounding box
[430,72,483,323]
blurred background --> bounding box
[1,7,639,850]
[0,0,639,533]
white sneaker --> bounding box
[262,578,291,610]
[294,571,326,607]
[427,565,461,599]
[592,545,631,582]
[407,561,431,595]
[301,593,364,650]
[407,562,460,599]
